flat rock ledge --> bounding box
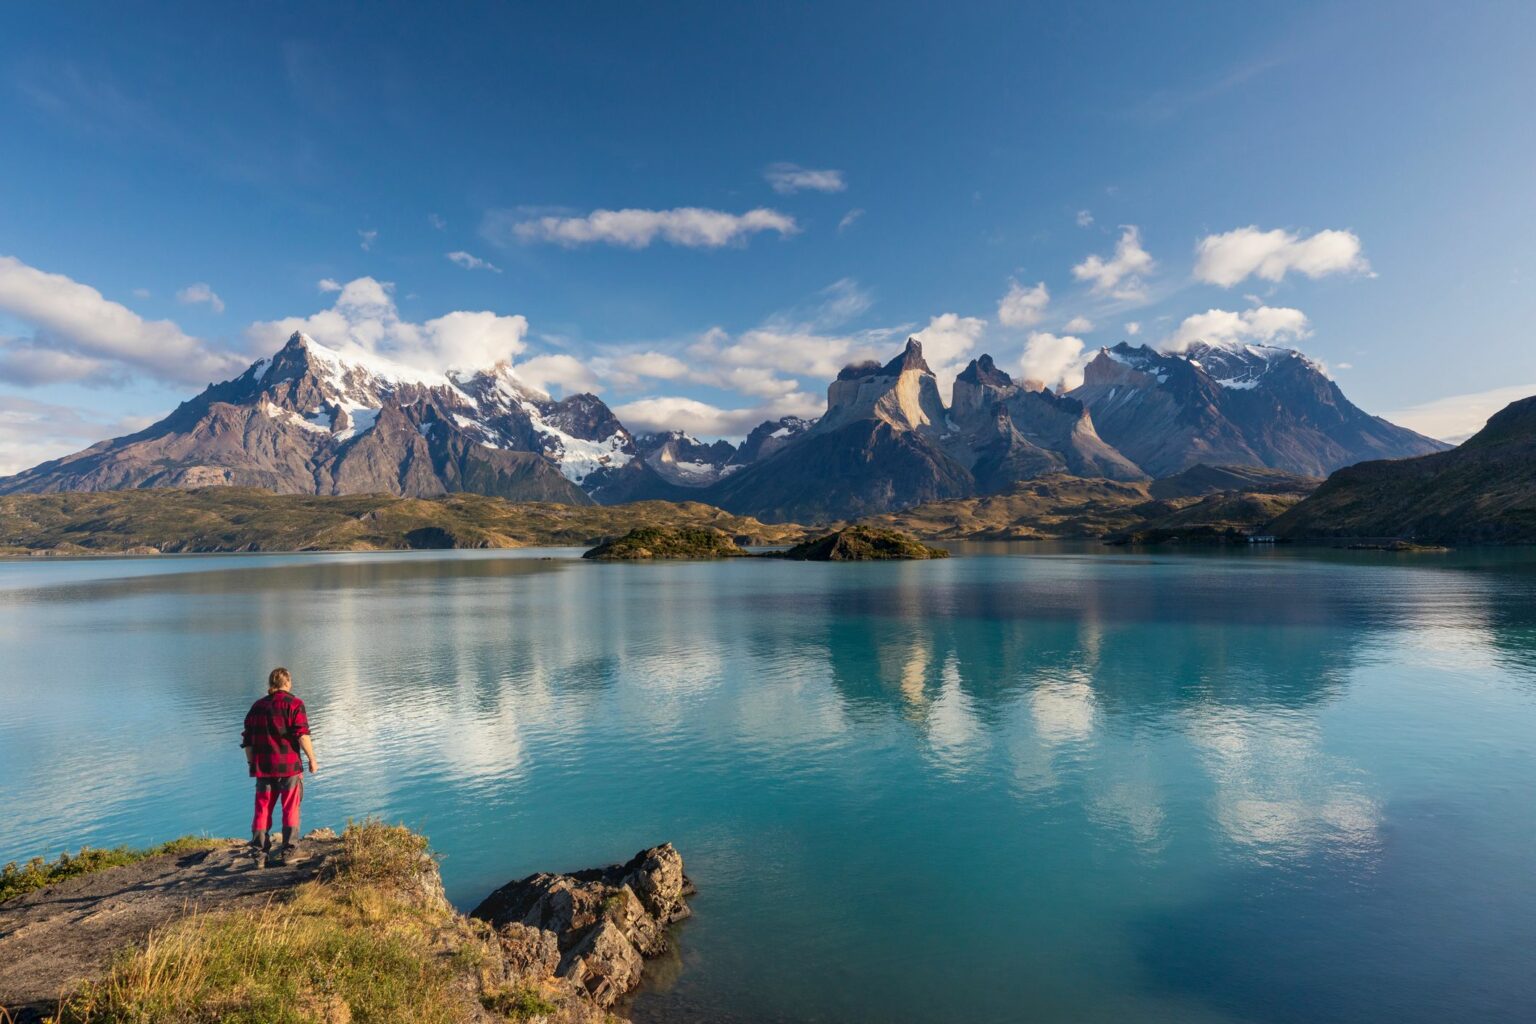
[472,843,695,1010]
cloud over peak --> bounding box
[247,275,530,376]
[489,206,798,249]
[1021,331,1088,391]
[1165,305,1311,352]
[1194,226,1369,287]
[764,163,847,194]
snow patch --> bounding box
[519,400,633,484]
[335,407,380,443]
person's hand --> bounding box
[308,760,320,774]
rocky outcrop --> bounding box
[472,844,694,1010]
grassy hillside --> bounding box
[858,475,1171,540]
[1271,396,1536,544]
[0,488,807,555]
[0,470,1319,556]
[1106,491,1303,544]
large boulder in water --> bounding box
[471,844,694,1008]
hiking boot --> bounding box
[249,833,271,869]
[270,843,297,867]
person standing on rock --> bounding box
[241,667,318,867]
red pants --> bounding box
[252,775,303,833]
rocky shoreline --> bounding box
[0,826,693,1024]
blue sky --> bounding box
[2,1,1534,471]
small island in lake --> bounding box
[583,525,749,560]
[774,526,950,561]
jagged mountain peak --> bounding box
[956,353,1013,388]
[882,336,932,376]
[822,339,946,435]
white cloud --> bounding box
[1335,361,1353,370]
[1063,315,1094,333]
[247,276,529,374]
[176,281,224,314]
[913,313,987,401]
[1385,384,1536,444]
[997,279,1049,328]
[764,163,847,194]
[1194,226,1369,287]
[1165,305,1311,352]
[428,213,446,230]
[514,353,600,396]
[318,278,342,292]
[1020,331,1088,391]
[0,255,244,386]
[446,251,501,273]
[131,287,151,299]
[838,208,865,233]
[488,207,798,249]
[1072,226,1155,300]
[0,394,157,475]
[1076,209,1094,228]
[1125,321,1141,336]
[613,350,691,382]
[358,229,378,251]
[613,392,822,438]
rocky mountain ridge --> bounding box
[1,330,1448,523]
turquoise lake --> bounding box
[2,546,1534,1022]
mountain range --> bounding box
[0,330,1448,522]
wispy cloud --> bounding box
[1386,384,1536,443]
[838,208,865,233]
[358,229,378,251]
[486,206,798,249]
[764,162,847,194]
[176,282,224,314]
[0,394,157,475]
[446,251,501,273]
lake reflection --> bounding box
[3,546,1534,1023]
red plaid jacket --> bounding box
[241,691,310,778]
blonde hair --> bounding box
[268,667,292,693]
